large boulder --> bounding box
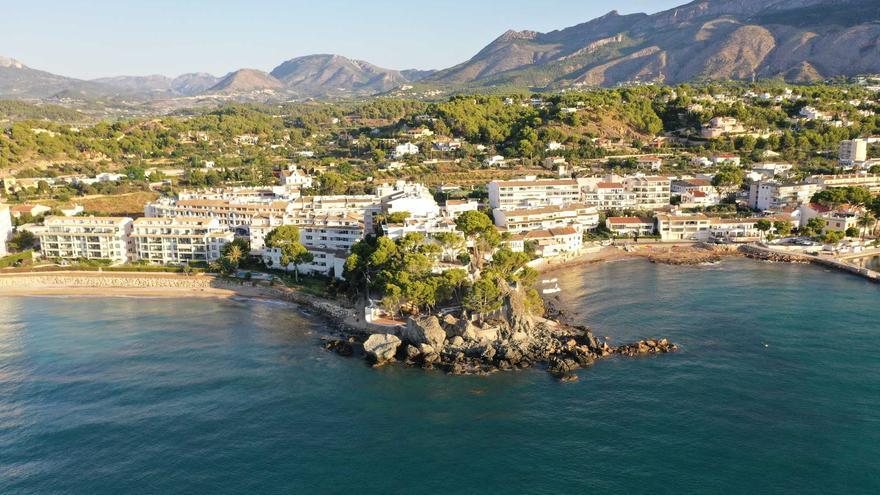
[363,334,402,365]
[403,316,447,349]
[502,284,537,337]
[449,318,479,340]
[472,325,499,343]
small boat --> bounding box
[541,280,561,295]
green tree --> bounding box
[463,276,503,322]
[433,232,465,262]
[7,231,36,252]
[455,210,499,269]
[857,213,876,239]
[218,240,248,274]
[266,226,312,282]
[773,220,793,237]
[755,219,772,241]
[802,217,827,238]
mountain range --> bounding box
[2,0,879,102]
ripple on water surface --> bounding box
[0,260,879,494]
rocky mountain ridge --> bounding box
[1,0,879,101]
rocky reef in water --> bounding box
[323,285,676,381]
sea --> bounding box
[1,258,878,494]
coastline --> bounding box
[0,272,260,299]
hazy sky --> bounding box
[2,0,684,79]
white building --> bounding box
[131,217,234,265]
[655,213,711,241]
[509,227,582,258]
[708,218,761,242]
[605,217,655,237]
[799,106,828,121]
[839,139,869,165]
[262,246,348,279]
[681,190,720,207]
[488,177,582,210]
[806,173,880,194]
[281,165,313,189]
[626,176,671,210]
[484,155,506,167]
[146,198,293,234]
[583,181,637,210]
[799,203,864,233]
[712,154,741,167]
[38,216,133,263]
[493,204,598,234]
[0,204,12,256]
[443,199,479,218]
[376,181,441,220]
[636,156,663,171]
[748,181,821,211]
[299,214,365,252]
[391,142,420,159]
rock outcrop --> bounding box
[326,284,677,380]
[363,334,401,366]
[402,316,447,350]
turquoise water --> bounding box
[1,259,879,494]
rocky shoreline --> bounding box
[322,286,676,381]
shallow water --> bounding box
[1,259,878,494]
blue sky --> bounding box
[2,0,684,79]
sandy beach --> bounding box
[0,272,275,299]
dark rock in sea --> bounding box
[323,339,354,357]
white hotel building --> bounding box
[131,217,234,265]
[493,204,599,234]
[38,216,133,263]
[488,178,582,210]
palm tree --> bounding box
[857,213,876,240]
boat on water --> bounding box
[541,279,561,295]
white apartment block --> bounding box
[0,204,12,256]
[806,174,880,194]
[378,181,441,219]
[493,204,599,234]
[299,214,365,252]
[708,218,761,242]
[146,198,293,232]
[626,176,671,210]
[488,178,582,210]
[262,246,348,280]
[605,217,655,237]
[583,182,637,210]
[839,139,868,165]
[382,216,457,240]
[655,214,711,241]
[131,217,234,265]
[39,216,133,263]
[748,181,821,211]
[671,179,714,195]
[508,227,582,258]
